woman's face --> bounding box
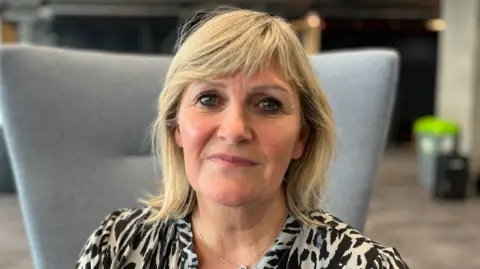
[175,67,308,206]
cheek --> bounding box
[177,112,216,180]
[258,125,300,163]
[179,117,213,156]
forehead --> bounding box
[207,66,290,87]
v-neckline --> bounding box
[176,212,303,268]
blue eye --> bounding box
[197,94,218,107]
[259,98,281,111]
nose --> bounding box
[217,105,253,144]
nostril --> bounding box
[217,120,252,144]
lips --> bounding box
[208,154,259,166]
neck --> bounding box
[191,189,287,267]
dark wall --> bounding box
[52,16,179,54]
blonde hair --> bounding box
[143,7,336,227]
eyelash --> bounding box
[194,91,219,107]
[194,92,283,113]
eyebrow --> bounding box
[251,84,291,95]
[195,80,291,95]
[193,80,226,89]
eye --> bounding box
[258,98,282,112]
[196,93,219,107]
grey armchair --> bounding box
[0,45,398,269]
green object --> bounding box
[413,116,459,135]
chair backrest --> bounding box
[0,45,398,269]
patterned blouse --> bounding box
[76,207,409,269]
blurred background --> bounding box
[0,0,479,269]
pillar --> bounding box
[436,0,480,176]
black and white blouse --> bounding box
[76,207,409,269]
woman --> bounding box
[76,8,408,269]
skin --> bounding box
[175,66,308,268]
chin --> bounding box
[213,198,249,207]
[205,185,254,207]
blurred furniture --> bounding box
[0,45,398,269]
[1,22,18,43]
[290,12,322,54]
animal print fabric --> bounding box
[76,207,409,269]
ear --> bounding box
[292,125,309,160]
[174,127,183,148]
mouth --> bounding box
[208,154,259,166]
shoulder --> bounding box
[307,211,409,269]
[75,207,171,269]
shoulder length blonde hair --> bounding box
[143,7,336,227]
